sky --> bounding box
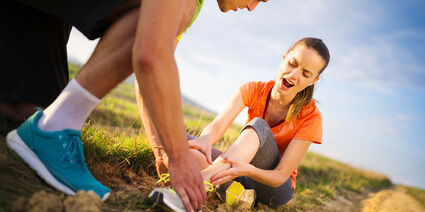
[67,0,425,189]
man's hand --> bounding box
[188,135,213,165]
[169,152,207,212]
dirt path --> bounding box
[361,186,424,212]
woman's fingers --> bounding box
[210,173,235,186]
[221,156,238,164]
[188,142,200,149]
[206,152,213,165]
[188,142,213,165]
[210,168,234,182]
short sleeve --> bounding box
[293,111,322,144]
[239,81,258,108]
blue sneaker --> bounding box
[6,109,110,201]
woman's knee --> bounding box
[242,117,276,151]
[267,195,293,209]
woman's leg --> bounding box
[200,127,260,183]
[237,117,293,208]
[196,117,294,208]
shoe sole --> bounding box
[149,190,185,212]
[6,130,110,201]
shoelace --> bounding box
[60,133,87,171]
[158,173,214,192]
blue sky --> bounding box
[67,0,425,189]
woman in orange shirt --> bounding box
[187,37,330,208]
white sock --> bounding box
[38,78,101,132]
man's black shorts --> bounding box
[16,0,129,40]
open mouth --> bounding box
[282,78,294,88]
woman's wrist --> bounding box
[245,163,257,178]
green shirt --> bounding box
[177,0,204,41]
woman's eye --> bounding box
[303,72,311,78]
[289,61,296,67]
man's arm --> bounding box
[132,0,206,211]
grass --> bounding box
[404,186,425,208]
[286,152,392,210]
[0,63,396,211]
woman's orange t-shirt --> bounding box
[239,80,322,189]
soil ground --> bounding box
[361,186,425,212]
[310,186,425,212]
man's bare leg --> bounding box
[0,102,40,122]
[37,8,140,132]
[75,8,139,99]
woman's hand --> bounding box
[210,157,255,186]
[188,135,214,165]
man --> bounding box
[6,0,269,211]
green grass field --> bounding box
[0,64,403,211]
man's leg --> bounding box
[0,102,40,123]
[7,7,140,201]
[0,0,71,123]
[38,8,139,131]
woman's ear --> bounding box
[310,76,320,86]
[282,51,288,60]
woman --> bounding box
[148,37,330,210]
[185,37,331,208]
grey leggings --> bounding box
[187,117,294,208]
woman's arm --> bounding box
[202,89,246,144]
[188,89,246,162]
[211,139,312,188]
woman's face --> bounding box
[274,44,325,97]
[216,0,268,12]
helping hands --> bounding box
[169,153,207,212]
[188,135,214,165]
[210,157,255,186]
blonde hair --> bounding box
[285,37,330,121]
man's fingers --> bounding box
[194,182,206,211]
[199,180,207,200]
[185,187,200,211]
[176,187,194,212]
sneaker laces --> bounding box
[60,131,87,171]
[158,173,214,192]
